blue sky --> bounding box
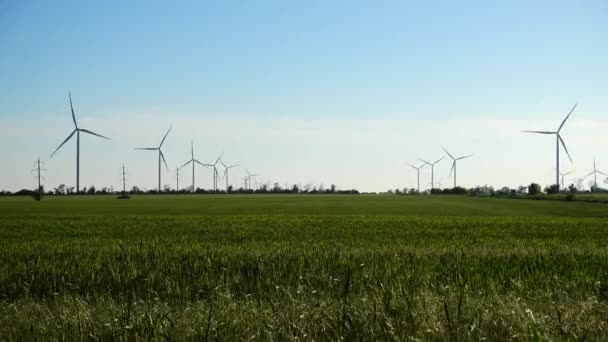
[1,1,607,192]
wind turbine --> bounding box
[408,163,426,193]
[522,103,577,189]
[442,146,472,188]
[50,92,110,193]
[220,161,239,191]
[420,155,445,190]
[554,168,573,190]
[205,153,223,191]
[180,141,209,192]
[135,126,171,192]
[586,157,607,190]
[246,169,257,190]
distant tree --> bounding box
[33,185,44,201]
[54,184,66,195]
[575,178,585,191]
[291,184,300,193]
[87,186,96,195]
[227,185,233,193]
[544,184,559,195]
[517,186,527,194]
[568,184,577,193]
[330,184,337,193]
[66,186,75,195]
[130,186,141,194]
[163,184,171,192]
[528,183,541,195]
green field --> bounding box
[2,195,608,340]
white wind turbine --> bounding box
[50,92,110,193]
[205,153,223,191]
[245,169,257,190]
[180,140,209,192]
[135,126,171,192]
[556,169,574,190]
[420,155,445,190]
[523,104,577,189]
[408,163,426,193]
[220,161,239,191]
[586,157,607,190]
[442,146,472,188]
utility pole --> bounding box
[32,157,47,200]
[122,165,127,194]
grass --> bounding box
[1,195,608,340]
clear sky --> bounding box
[1,0,607,192]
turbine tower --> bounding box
[408,163,426,193]
[180,141,209,192]
[135,126,171,192]
[523,104,577,189]
[221,161,239,191]
[586,157,607,190]
[442,146,472,188]
[420,155,445,190]
[50,92,110,193]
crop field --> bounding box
[2,195,608,340]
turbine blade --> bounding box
[434,155,446,164]
[195,160,211,168]
[50,129,77,157]
[594,157,597,171]
[69,91,78,128]
[191,141,194,159]
[586,171,595,178]
[181,160,193,168]
[221,160,227,168]
[448,161,455,179]
[79,128,110,140]
[230,164,239,168]
[159,150,168,169]
[420,159,431,165]
[441,146,454,159]
[135,147,158,150]
[522,130,556,134]
[558,103,577,132]
[159,126,172,147]
[558,135,573,163]
[457,155,473,160]
[597,170,608,177]
[215,153,224,165]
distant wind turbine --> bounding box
[555,169,574,190]
[523,103,577,189]
[586,157,607,190]
[420,155,445,190]
[50,92,110,193]
[220,161,239,191]
[135,126,171,192]
[205,153,223,191]
[246,169,257,191]
[180,141,209,192]
[442,146,472,188]
[408,163,426,193]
